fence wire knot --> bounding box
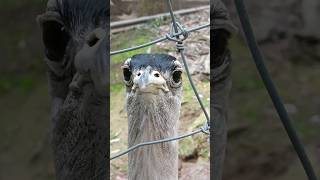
[166,22,188,52]
[201,122,210,135]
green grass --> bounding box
[111,28,166,64]
[110,83,123,93]
[0,73,40,96]
[229,35,320,141]
[182,76,210,109]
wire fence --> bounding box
[110,0,210,161]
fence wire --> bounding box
[110,0,210,160]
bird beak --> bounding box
[132,66,169,93]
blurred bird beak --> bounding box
[132,66,169,93]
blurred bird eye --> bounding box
[172,70,182,83]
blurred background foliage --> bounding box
[0,1,55,180]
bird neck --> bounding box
[127,95,181,180]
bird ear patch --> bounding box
[170,60,183,85]
[172,69,182,83]
[122,67,131,82]
[37,12,70,62]
[121,58,132,82]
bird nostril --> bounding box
[87,36,99,47]
[154,73,160,77]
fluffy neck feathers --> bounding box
[126,93,181,180]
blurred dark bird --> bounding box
[37,0,109,179]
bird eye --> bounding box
[137,72,141,76]
[172,70,182,83]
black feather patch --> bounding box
[130,54,177,72]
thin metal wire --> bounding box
[110,0,210,160]
[111,127,207,160]
[167,0,210,126]
[110,23,209,55]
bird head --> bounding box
[121,54,183,99]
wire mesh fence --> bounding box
[110,0,211,160]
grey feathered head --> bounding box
[121,54,184,99]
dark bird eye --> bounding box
[123,67,131,81]
[172,70,182,83]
